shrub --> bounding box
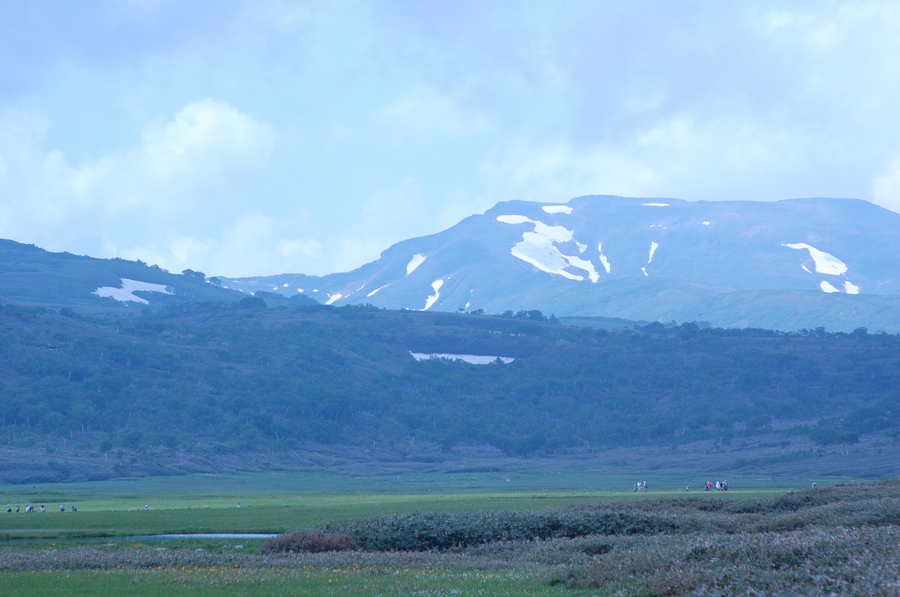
[259,530,357,554]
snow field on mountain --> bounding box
[782,242,860,294]
[409,352,514,365]
[421,279,444,310]
[782,243,848,275]
[406,253,427,275]
[541,205,573,214]
[93,279,172,304]
[367,284,388,297]
[497,215,600,283]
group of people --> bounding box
[631,480,733,492]
[6,504,75,512]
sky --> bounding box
[2,0,900,278]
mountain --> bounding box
[0,239,251,311]
[226,196,900,332]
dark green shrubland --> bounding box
[257,478,900,596]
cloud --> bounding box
[481,139,658,203]
[324,179,426,273]
[873,156,900,214]
[117,212,324,278]
[376,86,492,137]
[0,99,274,265]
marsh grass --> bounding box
[0,473,895,596]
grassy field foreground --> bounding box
[0,473,897,596]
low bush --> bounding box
[304,507,698,552]
[259,530,357,554]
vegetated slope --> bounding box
[226,196,900,332]
[0,301,897,483]
[0,238,245,312]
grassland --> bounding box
[0,472,896,596]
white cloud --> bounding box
[376,85,492,136]
[481,138,658,202]
[118,212,324,277]
[480,114,824,204]
[873,155,900,214]
[0,99,274,262]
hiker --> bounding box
[144,505,150,511]
[71,506,77,512]
[59,505,65,512]
[5,506,10,513]
[40,505,45,512]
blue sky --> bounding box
[2,1,899,277]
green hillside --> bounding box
[0,300,896,483]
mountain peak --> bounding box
[227,196,900,332]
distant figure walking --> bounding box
[40,505,45,512]
[59,505,65,512]
[144,505,150,511]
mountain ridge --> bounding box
[226,196,900,332]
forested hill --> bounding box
[0,300,897,483]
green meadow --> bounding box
[0,471,810,538]
[1,472,894,596]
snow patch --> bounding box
[598,254,611,274]
[94,279,173,304]
[406,253,427,275]
[297,288,304,292]
[410,352,514,365]
[367,284,389,297]
[541,205,573,215]
[421,279,444,311]
[844,281,860,294]
[782,243,848,275]
[702,221,711,226]
[498,215,600,283]
[643,202,669,207]
[326,293,343,305]
[820,281,840,293]
[282,283,289,288]
[641,267,648,277]
[648,241,659,263]
[496,214,532,225]
[597,243,612,274]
